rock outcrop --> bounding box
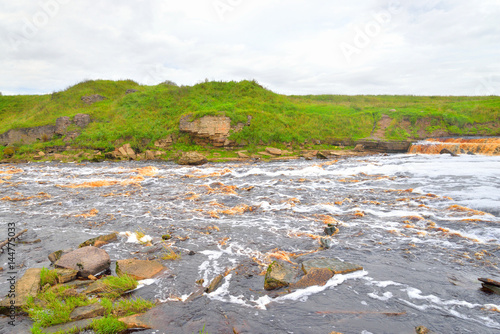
[0,114,91,146]
[116,259,165,280]
[81,94,106,105]
[179,115,250,147]
[356,139,412,153]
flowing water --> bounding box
[0,152,499,333]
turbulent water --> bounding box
[0,153,499,334]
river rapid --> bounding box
[0,153,499,334]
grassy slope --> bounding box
[0,79,499,155]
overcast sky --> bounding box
[1,0,499,96]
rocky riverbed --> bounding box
[0,153,499,333]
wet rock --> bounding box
[265,147,282,156]
[69,303,106,321]
[264,261,298,290]
[301,257,363,275]
[439,148,458,156]
[324,225,339,236]
[42,317,102,333]
[0,268,41,314]
[479,278,500,295]
[319,237,333,249]
[162,234,171,240]
[177,152,208,166]
[478,277,500,287]
[116,259,165,280]
[48,250,64,263]
[415,326,431,334]
[56,268,78,283]
[79,233,118,248]
[119,313,152,329]
[55,246,111,277]
[205,274,224,293]
[291,268,334,289]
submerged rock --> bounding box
[264,261,298,290]
[116,259,165,280]
[301,257,363,275]
[291,268,334,289]
[79,232,118,248]
[55,246,110,277]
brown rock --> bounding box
[123,143,136,159]
[93,240,107,248]
[237,151,250,159]
[81,94,106,105]
[116,259,165,280]
[179,115,231,147]
[205,274,224,293]
[291,268,334,289]
[145,150,155,160]
[264,261,298,290]
[119,313,152,329]
[49,250,64,263]
[353,144,364,152]
[69,304,106,321]
[55,246,111,277]
[73,114,91,128]
[177,152,207,166]
[265,147,282,156]
[56,268,78,283]
[79,233,117,248]
[0,268,41,313]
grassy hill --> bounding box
[0,79,499,160]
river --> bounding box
[0,152,499,333]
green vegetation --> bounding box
[40,267,59,287]
[1,79,499,160]
[24,273,153,333]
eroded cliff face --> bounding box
[0,114,91,146]
[179,115,251,147]
[408,138,500,155]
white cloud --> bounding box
[0,0,499,95]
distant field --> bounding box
[0,79,499,156]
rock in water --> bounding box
[301,257,363,275]
[116,259,165,280]
[439,148,458,156]
[177,152,208,165]
[205,274,224,293]
[55,246,110,277]
[324,225,339,236]
[264,261,298,290]
[291,268,334,289]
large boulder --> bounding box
[74,114,91,128]
[177,152,207,166]
[55,246,110,277]
[116,259,165,280]
[55,116,72,135]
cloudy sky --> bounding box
[1,0,499,96]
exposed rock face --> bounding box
[55,246,111,277]
[179,115,250,147]
[177,152,208,165]
[0,114,91,146]
[116,259,165,280]
[81,94,106,105]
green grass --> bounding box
[1,79,499,156]
[40,267,59,287]
[91,316,127,334]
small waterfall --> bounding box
[408,137,500,155]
